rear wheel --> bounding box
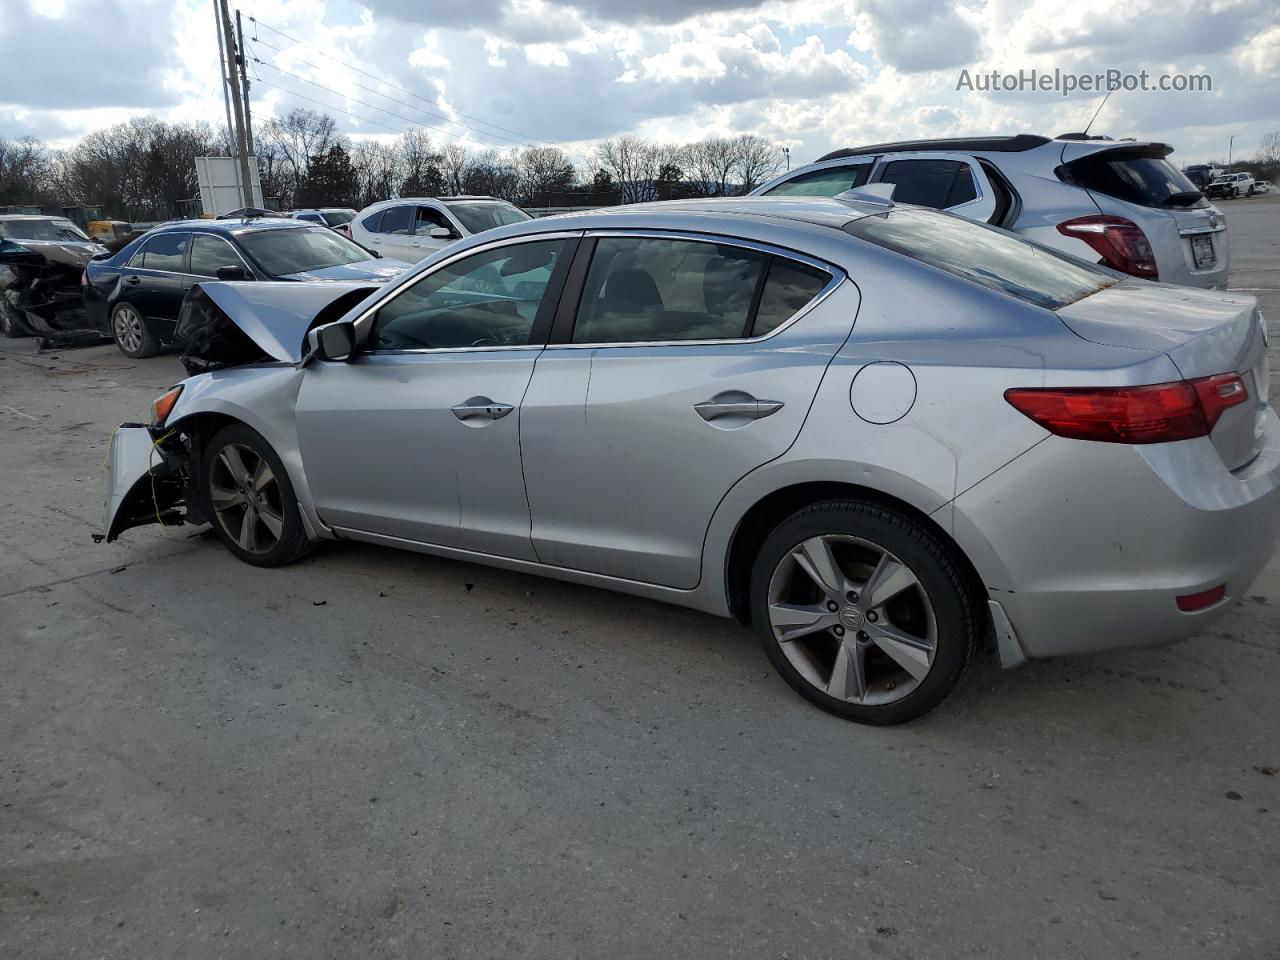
[749,500,979,725]
[111,302,160,358]
[202,424,311,567]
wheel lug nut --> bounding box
[867,611,878,622]
[857,631,868,642]
[833,625,845,636]
[846,591,858,603]
[826,601,838,612]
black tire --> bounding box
[201,424,312,567]
[748,499,979,725]
[0,300,26,338]
[110,302,160,359]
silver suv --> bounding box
[752,135,1228,289]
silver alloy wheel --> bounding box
[208,442,285,555]
[112,306,144,354]
[767,535,937,706]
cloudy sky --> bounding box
[1,0,1277,168]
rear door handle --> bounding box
[125,275,140,285]
[694,395,784,421]
[451,397,514,421]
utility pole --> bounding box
[217,0,254,208]
[1228,134,1236,167]
[236,9,255,157]
[214,0,235,164]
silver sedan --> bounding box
[102,194,1280,724]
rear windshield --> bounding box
[845,207,1116,310]
[238,227,369,277]
[444,201,531,235]
[0,218,92,243]
[1061,151,1203,208]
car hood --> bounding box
[182,280,379,365]
[277,258,411,282]
[0,239,106,267]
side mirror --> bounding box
[215,265,250,280]
[429,227,453,239]
[306,320,357,362]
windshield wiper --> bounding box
[1162,190,1203,207]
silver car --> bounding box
[752,135,1229,290]
[101,195,1280,724]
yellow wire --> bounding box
[148,429,177,527]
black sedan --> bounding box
[84,217,411,358]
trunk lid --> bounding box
[1057,280,1268,470]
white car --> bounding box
[1206,172,1256,199]
[1251,180,1271,194]
[287,208,358,237]
[348,196,532,263]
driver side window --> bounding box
[370,238,568,351]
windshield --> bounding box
[1062,150,1203,207]
[322,210,355,226]
[238,227,370,276]
[845,207,1117,310]
[444,201,531,235]
[0,218,93,243]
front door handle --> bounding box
[694,394,785,422]
[451,397,514,421]
[125,275,140,285]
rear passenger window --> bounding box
[878,159,977,209]
[763,164,871,197]
[360,211,383,232]
[573,237,767,344]
[379,206,412,236]
[752,260,830,336]
[135,232,188,271]
[572,237,832,344]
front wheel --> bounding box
[111,302,160,358]
[749,500,979,725]
[201,424,312,567]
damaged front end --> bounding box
[99,414,203,543]
[0,238,108,345]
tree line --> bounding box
[0,107,789,221]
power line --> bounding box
[247,14,559,149]
[250,75,414,137]
[250,34,531,150]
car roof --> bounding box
[504,196,891,235]
[818,135,1052,161]
[0,214,72,221]
[148,217,318,237]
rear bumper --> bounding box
[949,409,1280,659]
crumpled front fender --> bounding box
[101,425,189,542]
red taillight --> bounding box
[1176,585,1225,612]
[81,270,88,287]
[1005,374,1247,444]
[1057,215,1158,279]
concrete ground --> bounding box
[2,197,1278,960]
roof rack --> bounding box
[818,134,1051,162]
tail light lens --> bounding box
[1057,215,1158,279]
[1005,373,1247,444]
[80,270,88,287]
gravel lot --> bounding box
[2,196,1278,960]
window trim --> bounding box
[548,229,843,349]
[351,230,585,356]
[185,232,252,278]
[128,231,192,274]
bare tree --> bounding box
[682,138,736,197]
[350,139,401,208]
[517,146,576,206]
[1256,131,1280,165]
[0,136,55,205]
[439,143,469,196]
[259,108,340,203]
[462,149,520,201]
[729,134,783,194]
[595,136,662,203]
